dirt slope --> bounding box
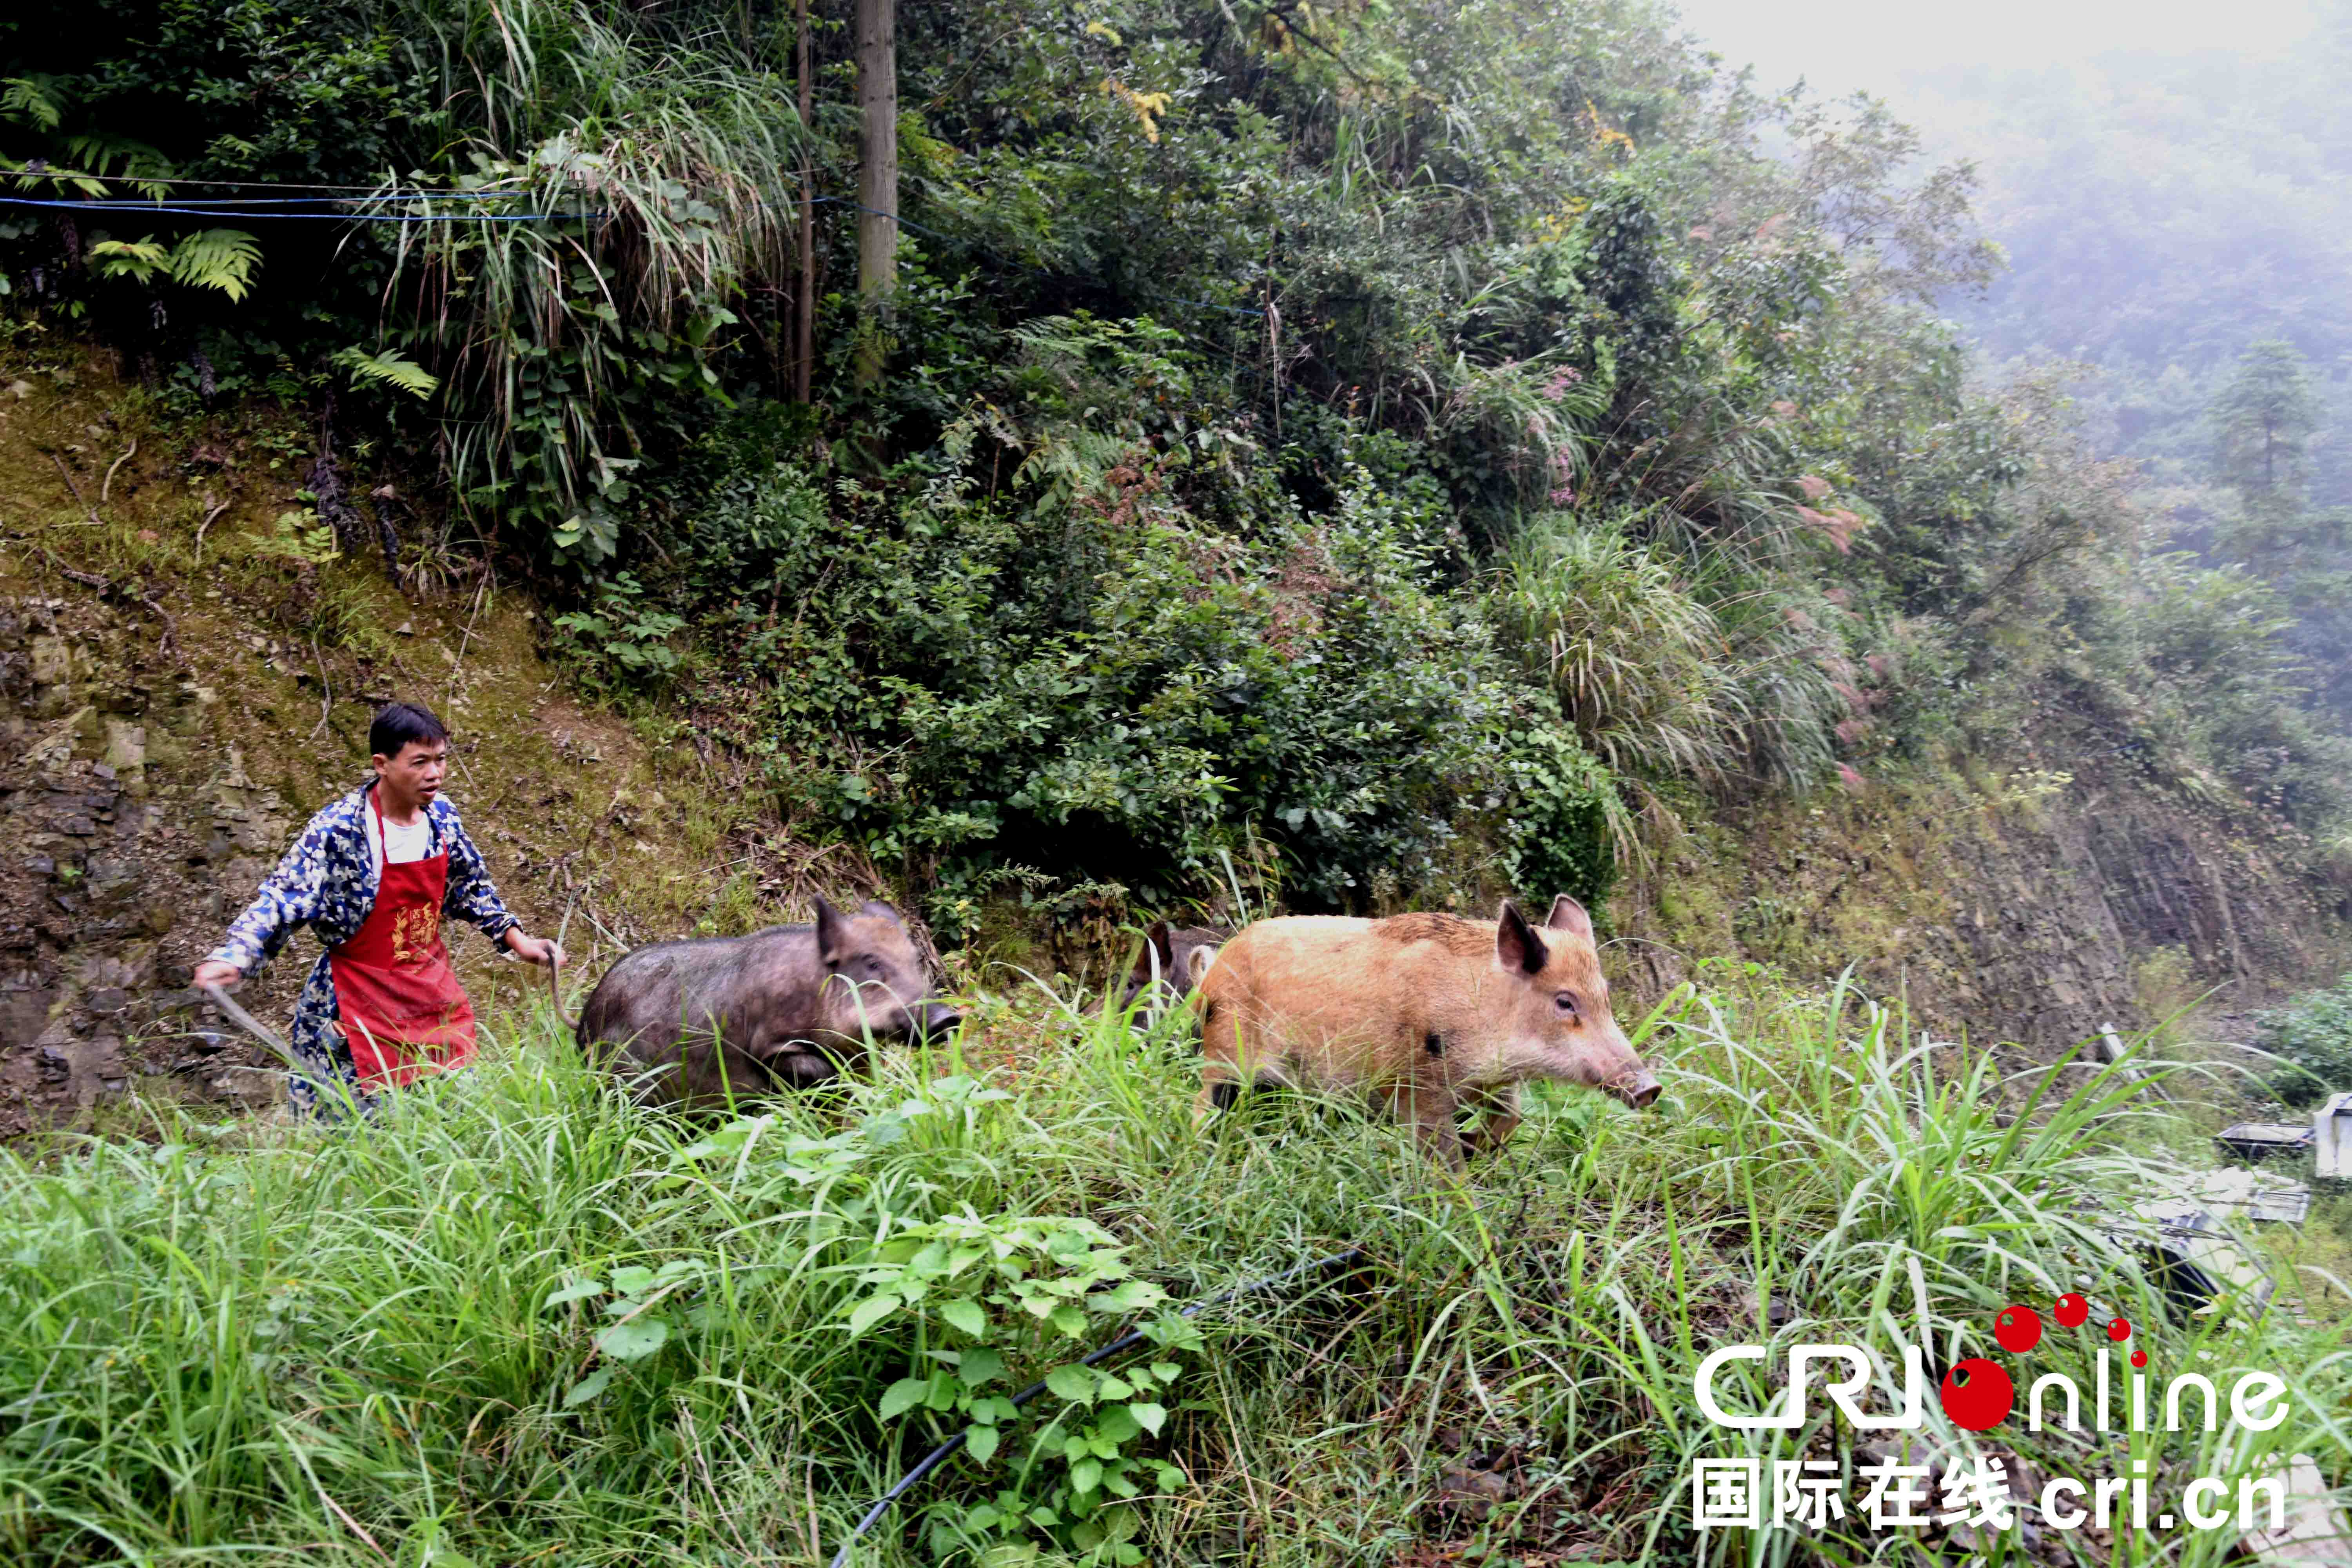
[0,348,793,1133]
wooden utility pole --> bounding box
[853,0,896,390]
[794,0,815,402]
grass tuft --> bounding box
[0,975,2345,1565]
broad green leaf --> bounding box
[1049,1304,1089,1337]
[846,1295,899,1337]
[878,1377,929,1420]
[542,1279,605,1309]
[1128,1402,1167,1436]
[1044,1364,1094,1403]
[939,1298,988,1339]
[962,1347,1009,1385]
[562,1369,613,1407]
[1070,1458,1103,1495]
[1089,1279,1163,1313]
[595,1318,670,1363]
[965,1423,1000,1464]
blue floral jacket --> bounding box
[209,780,521,1115]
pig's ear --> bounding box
[1544,895,1593,940]
[814,896,848,967]
[1149,921,1175,971]
[1186,944,1218,989]
[1495,900,1549,976]
[858,898,903,925]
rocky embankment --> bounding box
[1623,763,2350,1047]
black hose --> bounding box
[825,1245,1368,1568]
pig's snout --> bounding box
[1606,1068,1662,1110]
[773,1051,842,1087]
[911,1001,962,1041]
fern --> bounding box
[167,229,261,302]
[86,236,169,286]
[332,345,439,401]
[241,509,341,568]
[1,76,64,132]
[43,134,172,199]
[85,229,261,301]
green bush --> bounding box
[2254,972,2352,1107]
[685,437,1615,931]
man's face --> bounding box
[373,739,448,807]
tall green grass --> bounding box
[0,971,2343,1565]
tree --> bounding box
[2213,338,2319,503]
[854,0,896,390]
[795,0,816,403]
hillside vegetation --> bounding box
[4,4,2352,1563]
[1,981,2347,1566]
[3,0,2347,944]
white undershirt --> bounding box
[366,799,434,866]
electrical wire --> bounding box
[1,176,1264,314]
[9,167,422,192]
[823,1247,1366,1568]
[9,191,540,207]
[0,195,595,223]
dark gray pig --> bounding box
[1114,921,1225,1029]
[575,897,961,1106]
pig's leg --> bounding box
[1387,1080,1464,1167]
[1196,996,1246,1125]
[1459,1083,1522,1158]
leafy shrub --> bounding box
[660,355,1619,933]
[552,572,687,691]
[848,1209,1202,1565]
[2254,973,2352,1107]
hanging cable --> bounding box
[0,195,598,222]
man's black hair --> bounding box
[368,702,450,760]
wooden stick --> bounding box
[308,632,332,741]
[100,437,136,505]
[48,454,102,526]
[194,492,230,564]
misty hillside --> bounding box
[2,2,2351,1564]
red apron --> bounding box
[328,788,477,1089]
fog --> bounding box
[1668,0,2324,99]
[1666,0,2352,721]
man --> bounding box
[192,701,563,1116]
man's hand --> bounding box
[504,930,566,968]
[192,959,243,990]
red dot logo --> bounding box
[2130,1349,2148,1369]
[2054,1292,2089,1328]
[1994,1305,2042,1354]
[2107,1316,2132,1343]
[1938,1358,2015,1431]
